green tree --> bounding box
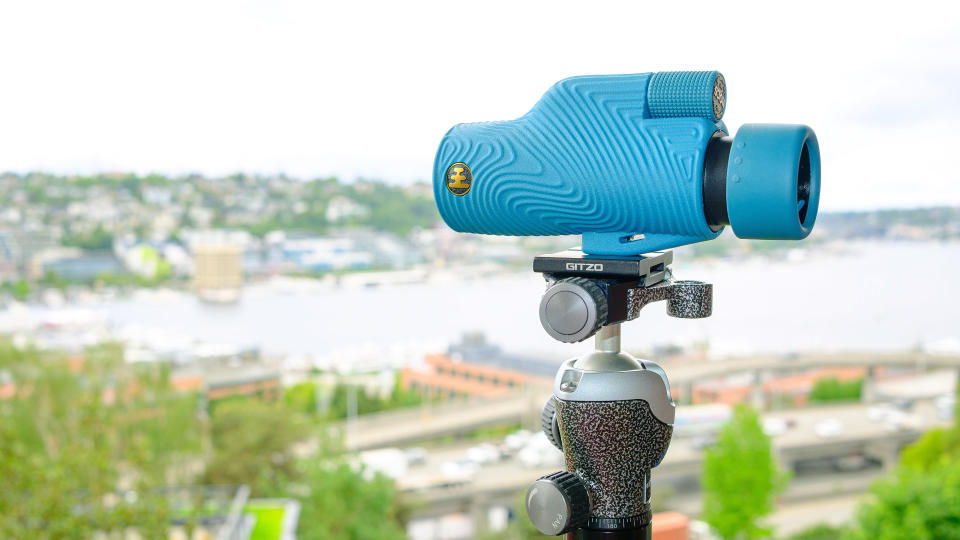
[292,460,407,540]
[323,375,425,420]
[203,399,311,493]
[900,427,960,472]
[0,338,412,538]
[0,341,200,538]
[842,384,960,539]
[61,224,113,250]
[10,279,30,301]
[808,377,863,403]
[786,523,847,540]
[284,381,319,416]
[900,387,960,472]
[844,460,960,540]
[701,405,789,539]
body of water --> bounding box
[89,240,960,362]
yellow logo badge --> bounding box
[445,162,473,196]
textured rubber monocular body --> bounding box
[433,71,821,256]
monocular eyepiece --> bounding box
[703,124,821,239]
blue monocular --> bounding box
[433,71,821,256]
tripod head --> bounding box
[526,250,709,538]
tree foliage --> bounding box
[0,339,410,538]
[0,341,201,538]
[701,404,789,539]
[284,377,426,421]
[289,461,407,540]
[808,377,863,403]
[61,224,114,250]
[900,427,960,472]
[786,523,847,540]
[844,385,960,539]
[900,389,960,472]
[844,459,960,540]
[203,399,311,493]
[0,279,31,301]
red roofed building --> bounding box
[401,353,549,399]
[692,366,871,406]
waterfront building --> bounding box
[192,242,243,303]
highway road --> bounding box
[343,352,960,450]
[397,400,949,516]
[663,351,960,385]
[343,392,545,450]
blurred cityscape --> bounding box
[2,172,960,539]
[3,172,960,302]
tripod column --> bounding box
[595,324,621,353]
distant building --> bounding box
[171,355,281,406]
[0,229,57,280]
[41,251,124,281]
[447,334,559,378]
[401,335,553,398]
[692,366,869,406]
[204,367,281,402]
[281,235,373,271]
[192,243,243,303]
[325,196,369,223]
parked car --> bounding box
[762,417,788,437]
[404,447,427,466]
[814,418,843,438]
[466,443,501,465]
[441,459,480,481]
[936,394,956,421]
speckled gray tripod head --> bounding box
[528,252,711,534]
[552,356,675,528]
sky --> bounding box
[0,1,958,211]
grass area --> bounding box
[245,503,286,540]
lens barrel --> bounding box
[703,124,820,239]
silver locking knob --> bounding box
[526,471,591,535]
[539,278,608,343]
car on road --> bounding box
[814,418,844,438]
[466,443,501,465]
[517,432,564,468]
[404,447,427,466]
[504,429,534,451]
[441,459,480,481]
[690,434,717,450]
[936,394,956,421]
[763,417,789,437]
[834,453,869,472]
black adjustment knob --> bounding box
[541,396,563,451]
[539,278,608,343]
[526,471,591,535]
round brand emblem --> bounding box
[445,162,473,196]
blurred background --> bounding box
[1,1,959,539]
